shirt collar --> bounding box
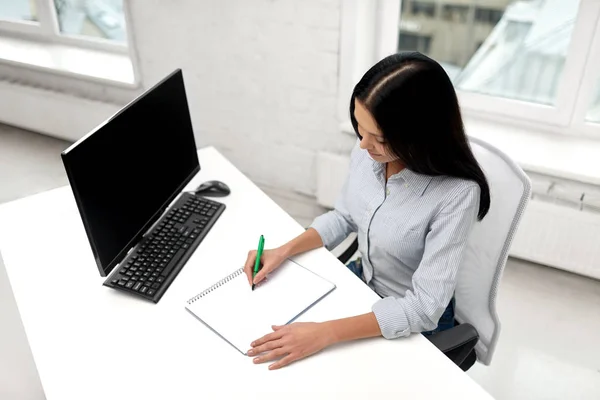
[371,159,433,197]
[395,168,434,196]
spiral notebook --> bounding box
[185,259,336,355]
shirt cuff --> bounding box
[372,297,411,339]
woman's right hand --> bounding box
[244,247,288,286]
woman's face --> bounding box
[354,99,398,163]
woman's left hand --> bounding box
[248,322,335,370]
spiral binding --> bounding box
[187,267,244,304]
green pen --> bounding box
[251,235,265,291]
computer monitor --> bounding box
[62,69,200,277]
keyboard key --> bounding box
[131,276,138,281]
[126,281,135,289]
[152,283,160,289]
[161,249,186,277]
[182,244,189,249]
[147,289,156,297]
[140,286,148,294]
[133,282,142,291]
[111,279,118,285]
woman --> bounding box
[243,52,490,370]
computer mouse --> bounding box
[194,180,231,197]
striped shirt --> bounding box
[310,142,480,339]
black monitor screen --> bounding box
[62,69,199,277]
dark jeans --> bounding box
[346,258,455,336]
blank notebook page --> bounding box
[185,259,335,354]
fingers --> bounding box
[269,354,297,370]
[253,348,287,364]
[247,339,283,356]
[251,330,284,347]
[253,261,270,284]
[253,268,267,284]
[244,250,256,285]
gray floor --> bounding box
[0,124,70,204]
[1,124,599,399]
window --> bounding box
[0,0,134,84]
[475,7,503,25]
[0,0,37,21]
[54,0,126,43]
[410,1,435,18]
[398,0,582,106]
[442,5,469,23]
[398,32,431,54]
[0,0,128,50]
[339,0,600,138]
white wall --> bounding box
[128,0,353,195]
[0,0,356,197]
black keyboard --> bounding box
[103,192,225,302]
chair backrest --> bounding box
[455,136,531,366]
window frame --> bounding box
[338,0,600,139]
[571,7,600,135]
[0,0,129,54]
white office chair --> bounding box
[337,136,531,370]
[451,136,531,366]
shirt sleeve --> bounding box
[309,145,359,250]
[372,184,480,339]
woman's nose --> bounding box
[359,136,372,150]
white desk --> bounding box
[0,147,492,400]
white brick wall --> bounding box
[0,0,355,197]
[129,0,355,195]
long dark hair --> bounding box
[350,52,490,220]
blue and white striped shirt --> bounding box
[310,142,480,339]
